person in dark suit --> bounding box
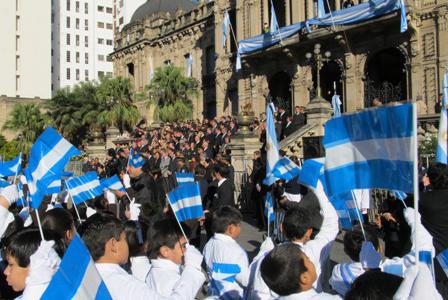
[207,164,235,212]
[292,106,306,130]
[419,163,448,298]
[283,115,295,138]
[276,106,288,139]
[250,151,266,229]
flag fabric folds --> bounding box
[270,0,280,35]
[129,153,145,168]
[436,248,448,280]
[322,103,415,197]
[46,178,62,196]
[25,127,81,209]
[167,182,204,222]
[272,157,301,181]
[186,54,193,77]
[265,193,275,223]
[443,72,448,108]
[66,172,103,205]
[0,154,22,177]
[176,172,195,185]
[41,235,112,300]
[264,103,280,185]
[332,95,342,117]
[0,179,10,188]
[393,190,407,201]
[400,0,408,32]
[222,10,230,48]
[318,0,326,18]
[100,175,125,192]
[436,73,448,164]
[299,158,325,189]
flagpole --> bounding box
[166,193,189,243]
[65,182,82,223]
[35,209,45,241]
[227,14,239,54]
[351,191,367,240]
[11,152,22,185]
[412,102,419,263]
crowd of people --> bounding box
[0,106,447,300]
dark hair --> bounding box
[195,164,207,177]
[213,163,230,178]
[427,163,448,190]
[42,208,75,242]
[260,243,307,296]
[344,270,403,300]
[4,228,66,267]
[0,216,24,249]
[344,225,380,262]
[79,212,124,261]
[211,206,242,234]
[283,207,313,241]
[147,218,184,259]
[124,220,148,258]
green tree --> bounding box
[2,103,48,153]
[146,65,197,122]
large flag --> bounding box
[400,0,408,32]
[299,158,325,190]
[270,0,280,35]
[167,182,204,222]
[437,72,448,164]
[41,235,112,300]
[332,94,342,117]
[272,157,301,181]
[100,175,125,192]
[209,262,242,299]
[265,193,275,223]
[65,172,103,205]
[25,127,81,209]
[176,172,195,185]
[264,103,280,185]
[322,103,415,197]
[0,153,22,177]
[222,10,230,48]
[0,179,10,188]
[317,0,326,18]
[46,178,62,196]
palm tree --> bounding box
[3,103,48,152]
[146,65,198,122]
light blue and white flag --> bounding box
[393,190,407,201]
[66,172,103,205]
[436,248,448,280]
[400,0,407,32]
[443,72,448,108]
[25,127,81,209]
[265,193,275,223]
[100,175,125,192]
[323,103,415,197]
[272,157,301,181]
[209,262,242,299]
[149,56,154,82]
[167,182,204,222]
[0,178,10,188]
[436,73,448,164]
[336,209,353,230]
[222,10,230,48]
[211,262,241,283]
[299,158,326,190]
[0,153,22,178]
[270,0,280,35]
[41,235,112,300]
[317,0,326,18]
[332,94,342,117]
[264,103,280,185]
[186,54,193,77]
[176,172,195,185]
[46,178,62,195]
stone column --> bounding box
[291,0,305,23]
[292,64,312,107]
[335,0,341,10]
[263,0,269,26]
[305,96,333,137]
[285,0,291,25]
[307,0,314,19]
[344,52,360,112]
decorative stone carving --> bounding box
[423,32,435,57]
[424,67,436,109]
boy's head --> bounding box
[3,228,65,292]
[345,270,403,300]
[260,243,316,296]
[79,212,128,264]
[124,220,149,258]
[42,208,76,244]
[211,206,242,239]
[344,225,380,262]
[282,207,313,243]
[148,218,186,265]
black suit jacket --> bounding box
[293,113,306,129]
[209,179,235,212]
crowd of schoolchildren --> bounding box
[0,112,447,299]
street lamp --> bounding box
[305,43,331,99]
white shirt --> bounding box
[146,258,181,297]
[247,188,339,299]
[329,262,364,296]
[203,233,249,299]
[217,178,227,188]
[96,262,205,300]
[130,256,151,282]
[280,289,342,300]
[16,283,49,300]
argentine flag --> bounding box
[41,235,112,300]
[436,248,448,280]
[264,103,280,185]
[176,172,195,185]
[46,178,62,195]
[0,153,22,177]
[167,182,204,222]
[25,127,81,209]
[222,10,230,48]
[66,172,103,205]
[323,103,415,197]
[270,0,280,35]
[272,157,301,181]
[436,73,447,164]
[265,193,275,223]
[209,262,242,299]
[100,175,125,192]
[299,158,327,192]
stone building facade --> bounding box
[111,0,448,120]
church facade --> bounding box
[110,0,448,120]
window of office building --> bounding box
[76,1,79,12]
[97,22,104,29]
[85,3,88,14]
[119,17,124,25]
[106,72,112,76]
[66,51,70,62]
[85,53,88,64]
[76,18,80,29]
[76,35,80,46]
[67,68,71,80]
[85,70,89,81]
[85,19,88,30]
[107,56,113,62]
[66,16,70,28]
[106,23,113,30]
[106,7,113,13]
[85,36,88,47]
[66,0,70,11]
[98,38,104,45]
[98,5,104,12]
[106,39,113,46]
[66,33,70,45]
[76,69,80,80]
[76,52,80,63]
[98,71,104,78]
[98,55,104,61]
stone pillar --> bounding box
[263,0,269,26]
[344,52,361,112]
[285,0,291,26]
[87,132,106,160]
[335,0,341,10]
[306,0,314,19]
[305,96,333,137]
[291,0,305,23]
[292,65,312,108]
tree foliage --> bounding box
[2,103,48,153]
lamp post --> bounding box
[305,43,331,99]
